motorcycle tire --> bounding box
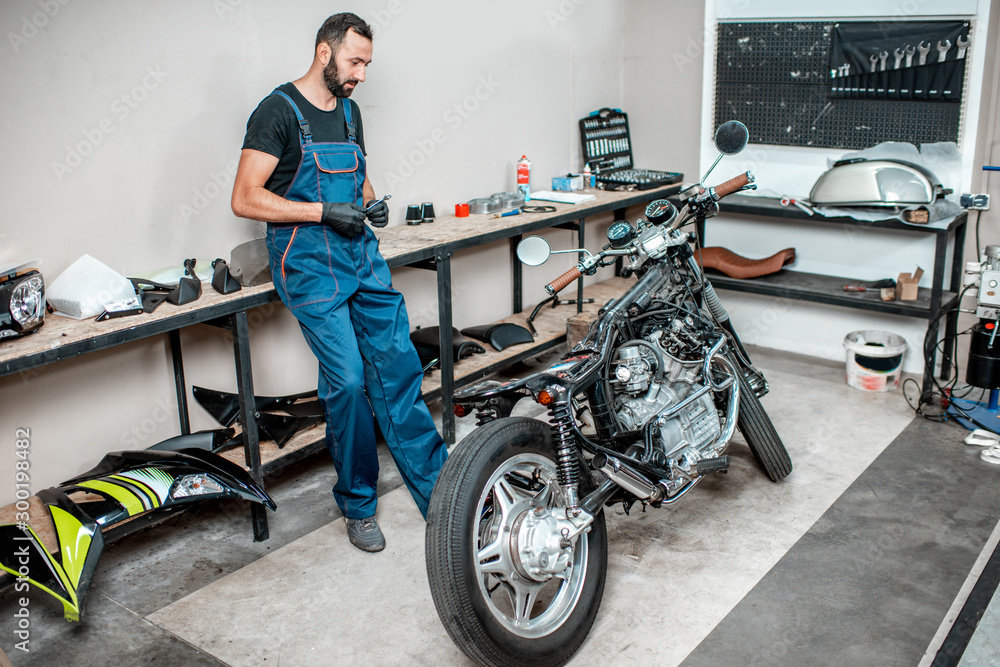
[426,416,608,667]
[736,370,792,481]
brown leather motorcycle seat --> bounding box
[696,246,796,280]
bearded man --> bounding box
[231,12,447,553]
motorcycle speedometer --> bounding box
[606,221,635,249]
[644,199,677,226]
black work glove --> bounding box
[320,202,365,237]
[365,199,389,228]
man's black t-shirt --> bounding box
[241,82,367,197]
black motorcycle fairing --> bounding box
[147,428,236,452]
[0,447,275,623]
[60,447,277,513]
[193,386,320,428]
[0,488,105,622]
[257,412,324,448]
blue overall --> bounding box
[263,90,446,519]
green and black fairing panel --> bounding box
[0,489,103,622]
[0,448,275,621]
[60,447,277,523]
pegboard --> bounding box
[714,21,964,149]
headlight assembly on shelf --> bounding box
[0,267,45,340]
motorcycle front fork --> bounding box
[700,273,769,397]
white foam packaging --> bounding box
[46,254,140,319]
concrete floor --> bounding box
[0,346,998,666]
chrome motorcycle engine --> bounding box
[610,326,722,460]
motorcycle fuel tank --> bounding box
[809,159,937,207]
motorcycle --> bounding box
[425,121,792,667]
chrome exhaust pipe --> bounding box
[592,453,661,501]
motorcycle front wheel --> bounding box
[736,370,793,481]
[426,417,608,667]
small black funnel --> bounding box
[168,259,202,305]
[212,258,242,295]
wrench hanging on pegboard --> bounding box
[830,20,970,102]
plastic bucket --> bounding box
[843,330,907,392]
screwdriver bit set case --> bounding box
[579,108,682,191]
[829,21,969,102]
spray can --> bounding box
[517,155,531,202]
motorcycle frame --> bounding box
[454,234,748,513]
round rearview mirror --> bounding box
[516,236,551,266]
[714,120,749,155]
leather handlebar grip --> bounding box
[713,171,754,199]
[545,267,583,295]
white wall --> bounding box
[623,0,707,183]
[0,0,633,503]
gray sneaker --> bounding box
[345,516,385,552]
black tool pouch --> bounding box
[829,20,969,103]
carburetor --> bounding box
[612,345,651,396]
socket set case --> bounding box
[579,108,683,191]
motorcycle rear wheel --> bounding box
[426,417,608,667]
[736,370,793,481]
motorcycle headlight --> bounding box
[0,269,45,340]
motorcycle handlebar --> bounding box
[712,171,754,199]
[545,267,583,295]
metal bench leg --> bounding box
[436,250,455,444]
[168,329,191,435]
[232,310,269,541]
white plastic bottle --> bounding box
[582,163,592,190]
[517,155,531,201]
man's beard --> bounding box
[324,58,358,98]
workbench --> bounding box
[0,184,677,542]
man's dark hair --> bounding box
[315,13,373,51]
